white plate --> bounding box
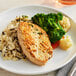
[0,5,76,75]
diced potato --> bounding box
[59,16,71,32]
[59,36,73,50]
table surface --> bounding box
[0,0,76,76]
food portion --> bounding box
[17,22,53,65]
[0,12,73,66]
[0,19,26,61]
[51,41,60,49]
[59,36,73,50]
[59,16,71,32]
[32,13,66,43]
[32,12,72,50]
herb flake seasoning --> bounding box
[29,24,33,27]
[37,32,43,35]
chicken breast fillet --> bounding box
[17,22,53,66]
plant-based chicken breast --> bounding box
[17,22,53,66]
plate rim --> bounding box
[0,5,76,75]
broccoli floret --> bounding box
[32,12,66,43]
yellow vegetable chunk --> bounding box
[59,16,71,32]
[59,36,73,50]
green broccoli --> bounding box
[32,12,66,43]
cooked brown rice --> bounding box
[0,16,30,61]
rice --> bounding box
[0,16,30,61]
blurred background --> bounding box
[0,0,76,76]
[0,0,76,12]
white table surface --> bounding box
[0,0,76,76]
